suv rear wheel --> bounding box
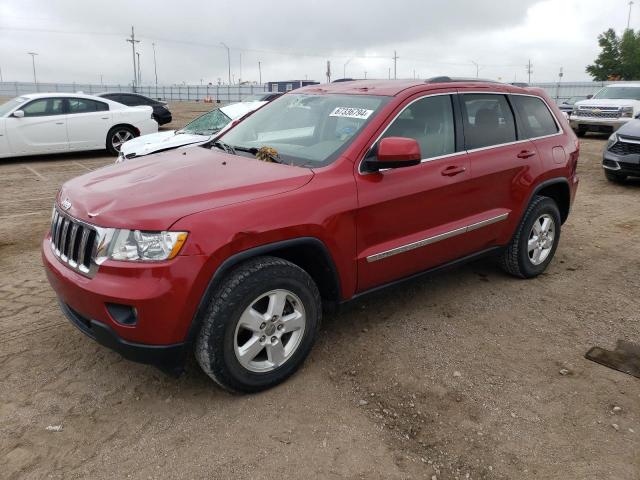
[499,196,561,278]
[195,256,321,393]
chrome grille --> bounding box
[50,208,98,276]
[577,107,621,119]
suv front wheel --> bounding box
[195,256,321,393]
[500,196,561,278]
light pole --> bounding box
[152,42,158,87]
[136,52,141,86]
[471,61,480,78]
[27,52,38,87]
[628,1,634,30]
[258,61,262,85]
[343,58,351,78]
[220,42,231,85]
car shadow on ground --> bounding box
[1,151,115,165]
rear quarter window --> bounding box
[511,95,559,139]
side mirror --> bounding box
[363,137,422,172]
[586,94,593,99]
[12,110,24,118]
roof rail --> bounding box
[425,76,500,84]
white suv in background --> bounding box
[570,84,640,137]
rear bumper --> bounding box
[58,300,187,373]
[138,118,159,136]
[154,112,172,125]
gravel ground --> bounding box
[1,103,639,479]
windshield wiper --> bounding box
[211,141,237,155]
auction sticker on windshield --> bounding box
[329,107,374,119]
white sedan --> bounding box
[0,92,158,158]
[117,101,267,162]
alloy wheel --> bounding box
[528,213,556,266]
[111,130,134,151]
[233,289,306,373]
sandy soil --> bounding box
[1,103,639,479]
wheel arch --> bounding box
[529,178,571,224]
[107,123,141,139]
[185,237,341,346]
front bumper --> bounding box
[58,300,186,373]
[570,116,630,133]
[42,235,209,348]
[603,149,640,177]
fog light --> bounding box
[106,303,138,326]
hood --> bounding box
[575,98,640,108]
[120,130,210,158]
[58,147,314,230]
[615,119,640,138]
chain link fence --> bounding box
[0,82,269,103]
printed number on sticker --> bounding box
[329,107,374,120]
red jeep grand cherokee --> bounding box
[43,78,579,392]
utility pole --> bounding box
[152,42,158,87]
[1,64,4,83]
[136,52,141,85]
[364,71,367,79]
[326,60,331,83]
[628,1,634,30]
[100,74,103,86]
[526,59,533,83]
[239,52,242,84]
[27,52,38,86]
[343,58,351,78]
[556,66,564,101]
[258,61,262,85]
[392,50,398,79]
[220,42,231,85]
[471,60,480,78]
[126,26,140,90]
[388,67,391,79]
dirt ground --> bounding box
[1,102,639,480]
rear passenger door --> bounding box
[65,98,112,151]
[460,92,540,250]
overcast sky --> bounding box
[0,0,636,86]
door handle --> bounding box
[101,117,109,120]
[55,122,64,125]
[441,165,466,176]
[517,150,536,159]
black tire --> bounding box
[499,196,561,279]
[576,128,587,137]
[605,170,627,183]
[195,256,322,393]
[106,126,136,156]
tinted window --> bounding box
[462,94,516,149]
[511,95,558,138]
[379,95,456,159]
[68,98,108,113]
[22,98,65,117]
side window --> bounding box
[379,95,456,160]
[461,94,516,149]
[511,95,559,138]
[22,98,65,117]
[118,95,137,106]
[68,98,108,113]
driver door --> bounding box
[354,92,474,292]
[6,97,68,155]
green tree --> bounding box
[586,29,621,80]
[619,29,640,79]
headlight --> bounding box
[607,132,618,149]
[101,230,188,262]
[621,106,634,118]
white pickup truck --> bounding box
[570,84,640,136]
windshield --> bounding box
[593,86,640,100]
[181,109,231,135]
[219,93,389,167]
[0,96,28,117]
